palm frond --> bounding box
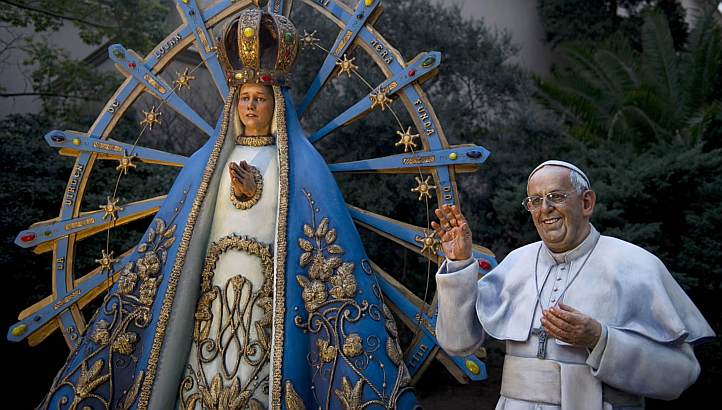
[623,85,679,130]
[608,105,668,146]
[680,8,722,119]
[640,11,681,104]
[559,43,624,97]
[535,76,607,137]
[685,101,722,143]
[594,49,640,92]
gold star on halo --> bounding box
[95,250,118,273]
[395,126,419,152]
[100,196,123,221]
[335,54,358,78]
[140,106,162,130]
[415,230,440,255]
[411,175,437,201]
[300,30,320,49]
[369,88,393,111]
[173,67,195,90]
[116,151,137,175]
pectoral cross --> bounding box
[531,327,548,359]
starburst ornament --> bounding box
[100,196,123,221]
[369,88,393,111]
[300,30,320,49]
[140,106,162,130]
[173,67,195,90]
[95,250,118,273]
[395,126,419,152]
[415,230,440,255]
[411,175,436,201]
[116,151,137,175]
[335,54,358,78]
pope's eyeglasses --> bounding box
[522,191,572,211]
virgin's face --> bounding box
[237,83,274,135]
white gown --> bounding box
[181,143,279,409]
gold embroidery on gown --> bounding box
[180,235,273,410]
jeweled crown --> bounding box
[217,3,299,86]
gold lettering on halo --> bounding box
[154,32,182,58]
[64,164,85,207]
[64,217,96,231]
[413,99,436,137]
[196,28,211,53]
[402,155,435,165]
[53,289,81,310]
[370,39,394,65]
[92,141,123,152]
[335,31,352,55]
[143,75,167,95]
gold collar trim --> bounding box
[235,134,275,146]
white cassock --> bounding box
[181,143,279,407]
[435,225,714,410]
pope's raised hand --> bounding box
[431,204,472,261]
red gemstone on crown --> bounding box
[128,62,136,69]
[478,260,492,270]
[20,232,36,242]
[260,75,272,82]
[408,69,416,77]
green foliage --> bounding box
[535,4,722,294]
[538,0,619,46]
[581,141,722,290]
[536,9,721,149]
[0,0,168,50]
[0,0,169,125]
[22,41,122,122]
[538,0,688,50]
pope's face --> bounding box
[527,166,595,253]
[238,83,274,135]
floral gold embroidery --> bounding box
[342,334,363,358]
[330,262,357,299]
[317,339,337,363]
[298,276,327,313]
[112,332,138,356]
[334,377,364,410]
[90,320,110,347]
[118,264,138,296]
[76,359,110,399]
[284,380,306,410]
[293,190,413,409]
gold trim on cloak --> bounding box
[137,86,290,409]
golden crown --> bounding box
[217,4,299,86]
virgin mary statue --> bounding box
[40,4,417,410]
